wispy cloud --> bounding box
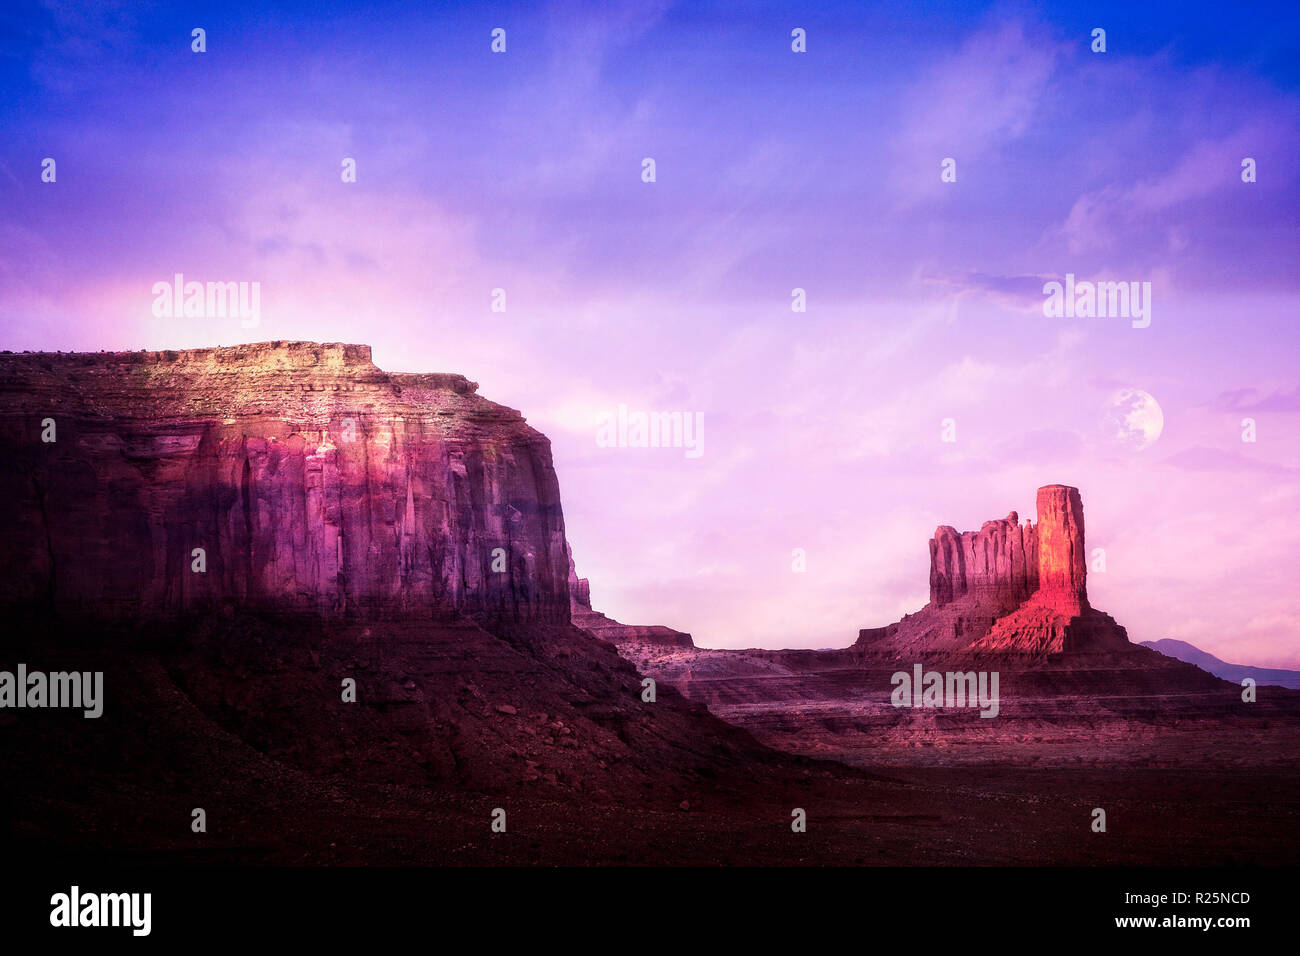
[1213,387,1300,413]
[888,20,1064,205]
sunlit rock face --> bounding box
[972,484,1129,655]
[1033,484,1087,612]
[927,486,1085,615]
[0,342,571,624]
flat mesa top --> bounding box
[0,341,374,367]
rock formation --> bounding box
[1033,484,1087,606]
[928,511,1039,608]
[567,543,695,648]
[2,346,1296,866]
[612,483,1273,771]
[0,343,570,624]
[0,342,788,817]
[857,484,1127,656]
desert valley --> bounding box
[1,342,1297,866]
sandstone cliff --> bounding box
[0,343,570,623]
[0,342,789,811]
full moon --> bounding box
[1101,388,1164,451]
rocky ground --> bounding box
[615,642,1300,771]
[4,614,1298,867]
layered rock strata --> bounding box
[0,343,570,623]
[0,343,786,809]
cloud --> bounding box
[29,0,141,94]
[992,428,1084,465]
[1159,446,1297,475]
[1052,121,1293,256]
[1213,387,1300,413]
[888,20,1063,204]
[924,270,1054,313]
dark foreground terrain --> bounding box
[4,615,1297,867]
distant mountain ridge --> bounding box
[1141,639,1300,689]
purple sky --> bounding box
[3,1,1299,665]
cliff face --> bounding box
[927,485,1086,613]
[0,343,571,623]
[929,512,1039,607]
[1033,484,1088,610]
[858,484,1124,656]
[0,342,807,818]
